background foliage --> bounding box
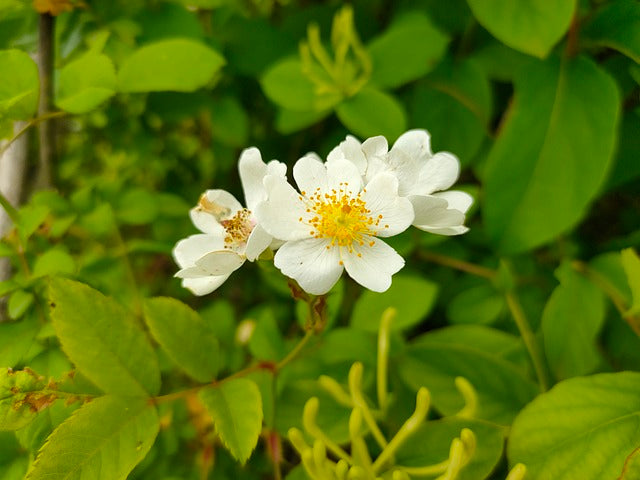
[0,0,639,479]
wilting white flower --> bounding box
[328,129,472,235]
[173,148,286,295]
[255,156,414,295]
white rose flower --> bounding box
[173,148,286,295]
[328,129,473,236]
[255,155,414,295]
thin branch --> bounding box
[36,13,56,189]
[419,250,497,280]
[505,291,551,391]
[0,111,65,157]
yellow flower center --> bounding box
[299,183,389,261]
[221,209,254,247]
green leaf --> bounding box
[118,39,225,93]
[32,248,75,278]
[275,108,331,134]
[351,274,438,332]
[0,49,39,120]
[542,262,606,380]
[198,379,263,464]
[261,58,340,112]
[16,204,49,245]
[582,0,640,64]
[447,284,505,325]
[508,372,640,479]
[396,417,504,480]
[0,368,47,430]
[49,278,160,396]
[606,110,640,189]
[414,325,530,372]
[210,96,249,147]
[55,52,116,114]
[336,87,407,141]
[622,248,640,316]
[620,448,640,480]
[483,55,620,253]
[144,297,219,383]
[16,401,76,452]
[27,396,159,480]
[410,58,491,165]
[8,290,34,320]
[248,308,286,362]
[115,188,159,225]
[0,317,40,368]
[367,13,449,89]
[399,336,539,425]
[466,0,576,58]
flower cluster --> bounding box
[173,130,472,296]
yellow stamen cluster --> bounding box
[221,208,253,248]
[299,183,388,260]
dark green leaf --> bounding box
[447,284,505,325]
[508,372,640,479]
[248,308,286,362]
[483,55,620,253]
[466,0,576,58]
[582,0,640,63]
[144,297,220,383]
[542,262,606,380]
[336,87,407,141]
[49,278,160,396]
[210,96,249,147]
[368,13,449,89]
[410,58,491,165]
[351,274,438,332]
[399,338,539,425]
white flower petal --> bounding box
[255,176,310,241]
[392,129,432,163]
[244,223,273,261]
[326,158,362,194]
[361,173,414,237]
[327,136,367,176]
[190,189,243,235]
[274,238,343,295]
[410,195,468,235]
[433,190,473,214]
[415,152,460,195]
[381,148,423,196]
[293,155,328,195]
[182,275,230,296]
[342,237,404,292]
[194,250,246,275]
[417,225,470,236]
[239,148,287,211]
[173,234,226,269]
[361,135,388,159]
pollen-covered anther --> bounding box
[220,208,254,247]
[300,189,381,253]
